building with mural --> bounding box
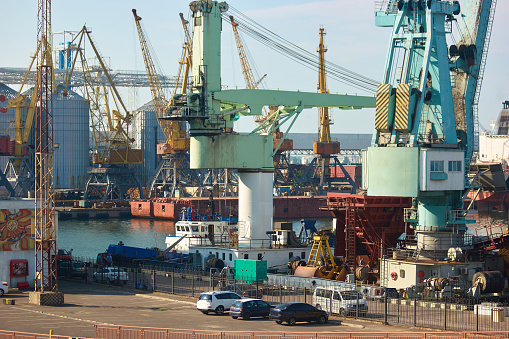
[0,199,39,288]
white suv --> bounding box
[0,281,8,296]
[197,291,241,315]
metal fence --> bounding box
[0,330,81,339]
[95,325,509,339]
[72,260,509,333]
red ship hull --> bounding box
[130,196,331,220]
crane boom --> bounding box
[133,9,189,154]
[132,9,170,140]
[65,26,142,165]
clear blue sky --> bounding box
[2,1,507,136]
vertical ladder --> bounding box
[345,198,357,269]
[411,246,421,261]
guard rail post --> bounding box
[444,297,447,331]
[279,285,283,305]
[192,270,195,297]
[384,288,388,325]
[413,297,417,327]
[171,267,175,295]
[356,293,359,319]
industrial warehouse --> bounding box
[0,0,508,338]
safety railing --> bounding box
[0,330,83,339]
[95,325,509,339]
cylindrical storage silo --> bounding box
[237,170,273,248]
[52,84,89,189]
[131,100,165,186]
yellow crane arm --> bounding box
[133,9,190,154]
[132,9,170,140]
[229,15,273,133]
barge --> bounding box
[131,195,331,220]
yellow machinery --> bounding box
[294,230,346,280]
[64,26,144,202]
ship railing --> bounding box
[472,223,506,245]
[182,236,281,250]
[374,0,398,14]
[447,209,477,225]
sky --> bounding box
[1,0,508,136]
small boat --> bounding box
[165,207,238,253]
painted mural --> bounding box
[0,209,34,251]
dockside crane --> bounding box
[132,9,191,199]
[300,29,357,196]
[364,0,499,289]
[163,1,376,249]
[64,26,144,203]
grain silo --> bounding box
[131,100,165,186]
[53,84,89,189]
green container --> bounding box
[234,259,267,282]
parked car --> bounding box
[313,287,368,316]
[55,248,73,260]
[230,298,274,319]
[0,281,8,296]
[93,267,128,284]
[219,283,262,298]
[269,302,328,325]
[365,287,399,302]
[196,291,241,315]
[57,260,88,280]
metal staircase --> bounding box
[345,199,357,268]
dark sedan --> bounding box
[269,302,328,325]
[230,299,274,319]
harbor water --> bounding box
[58,211,507,260]
[58,218,335,259]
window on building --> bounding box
[301,252,306,260]
[288,252,293,259]
[430,160,444,172]
[448,160,462,172]
[244,254,249,259]
[222,253,225,260]
[229,253,232,261]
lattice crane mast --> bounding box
[34,0,60,300]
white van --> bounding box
[312,287,368,316]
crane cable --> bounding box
[223,6,379,94]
